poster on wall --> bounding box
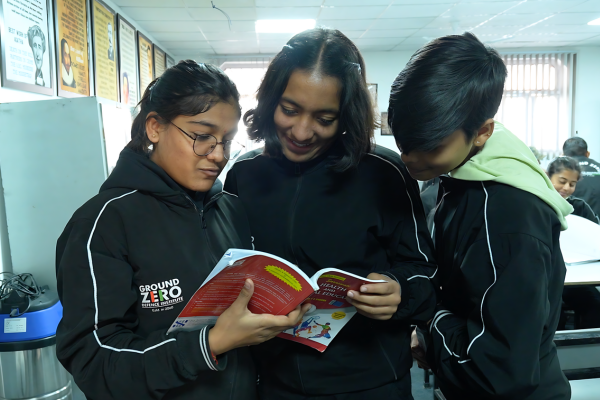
[166,55,174,69]
[116,14,137,106]
[0,0,54,95]
[153,44,165,79]
[91,0,117,102]
[54,0,90,97]
[137,31,152,95]
[380,111,391,136]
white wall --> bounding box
[572,46,600,158]
[361,46,600,156]
[0,0,174,104]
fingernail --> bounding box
[360,285,368,293]
[347,291,354,298]
[244,280,251,290]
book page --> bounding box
[560,214,600,265]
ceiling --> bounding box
[112,0,600,57]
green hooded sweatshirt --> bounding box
[449,121,573,230]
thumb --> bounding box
[231,279,254,310]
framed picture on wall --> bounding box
[117,14,138,106]
[381,111,392,136]
[137,31,152,95]
[0,0,55,95]
[54,0,91,97]
[91,0,118,102]
[166,55,175,69]
[367,83,377,108]
[153,44,166,79]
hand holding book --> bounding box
[208,278,312,355]
[346,273,402,321]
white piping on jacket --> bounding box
[466,182,499,355]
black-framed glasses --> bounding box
[166,119,240,160]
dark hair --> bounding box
[127,60,240,154]
[244,27,374,172]
[60,38,68,55]
[28,25,46,52]
[388,32,507,154]
[547,156,582,180]
[563,137,588,157]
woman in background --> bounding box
[56,60,308,400]
[224,28,437,400]
[547,156,600,329]
[548,156,599,223]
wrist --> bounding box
[208,326,228,356]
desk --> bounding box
[565,262,600,286]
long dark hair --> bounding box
[547,156,582,180]
[244,28,374,172]
[128,60,240,154]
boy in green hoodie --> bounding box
[388,32,572,400]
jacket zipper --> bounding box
[184,194,218,264]
[289,164,303,266]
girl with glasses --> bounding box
[56,60,309,400]
[224,28,437,400]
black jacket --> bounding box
[56,148,256,400]
[572,155,600,218]
[427,177,571,400]
[224,144,437,396]
[567,196,599,224]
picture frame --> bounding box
[91,0,118,102]
[54,0,91,97]
[153,44,165,79]
[166,55,175,69]
[0,0,55,95]
[116,14,138,106]
[380,111,392,136]
[137,31,152,96]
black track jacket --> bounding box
[427,177,571,400]
[224,144,437,396]
[56,148,256,400]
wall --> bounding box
[361,46,600,156]
[0,0,174,103]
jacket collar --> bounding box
[273,140,344,175]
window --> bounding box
[495,53,575,164]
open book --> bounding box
[560,214,600,265]
[167,249,385,352]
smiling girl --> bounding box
[224,28,436,400]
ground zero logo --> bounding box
[140,279,184,309]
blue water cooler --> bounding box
[0,288,72,400]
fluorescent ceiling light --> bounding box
[256,19,316,34]
[588,17,600,25]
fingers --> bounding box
[347,290,401,307]
[230,279,254,310]
[348,298,397,320]
[356,280,398,296]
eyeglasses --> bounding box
[165,119,239,160]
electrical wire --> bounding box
[211,1,232,31]
[0,272,42,317]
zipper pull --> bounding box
[295,163,300,175]
[200,209,207,229]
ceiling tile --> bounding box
[136,20,202,32]
[197,20,257,31]
[382,4,455,19]
[317,19,376,30]
[481,13,554,26]
[203,30,256,40]
[160,40,214,49]
[256,7,320,19]
[353,38,405,47]
[369,17,436,29]
[119,7,193,21]
[214,47,261,54]
[361,29,419,38]
[257,33,297,42]
[444,2,522,18]
[566,0,600,13]
[256,0,321,6]
[184,0,256,6]
[550,12,600,25]
[319,6,389,20]
[151,32,208,41]
[324,0,392,5]
[512,0,589,14]
[417,28,456,39]
[114,0,184,6]
[187,7,257,21]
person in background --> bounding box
[56,61,308,400]
[563,137,600,217]
[389,32,571,399]
[547,156,600,330]
[547,156,599,223]
[225,28,437,400]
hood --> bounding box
[449,121,573,230]
[100,148,222,207]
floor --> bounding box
[72,361,434,399]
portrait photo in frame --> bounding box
[137,31,152,95]
[0,0,55,95]
[91,0,118,102]
[117,14,137,106]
